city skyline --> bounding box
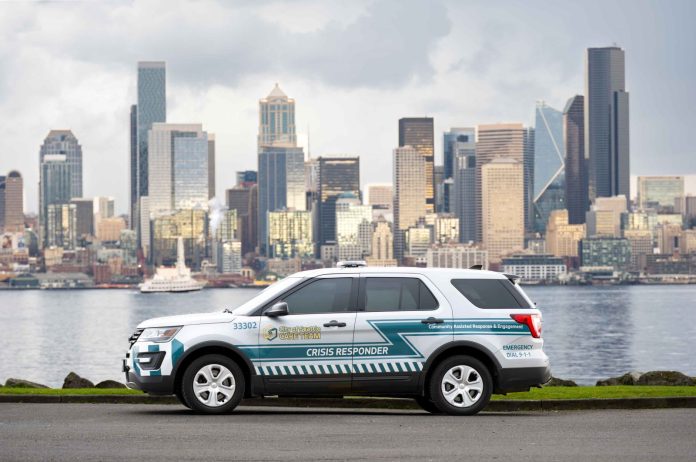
[0,0,695,214]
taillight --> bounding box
[510,313,542,338]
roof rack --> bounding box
[336,261,367,268]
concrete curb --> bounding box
[1,394,695,410]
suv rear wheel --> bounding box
[180,354,245,414]
[428,355,492,416]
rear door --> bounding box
[257,274,358,395]
[352,273,453,394]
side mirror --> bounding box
[265,301,289,317]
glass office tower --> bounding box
[533,102,565,234]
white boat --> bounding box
[139,237,204,293]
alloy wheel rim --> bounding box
[441,365,483,408]
[193,364,236,407]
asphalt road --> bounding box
[0,404,695,461]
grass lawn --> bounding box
[0,385,694,399]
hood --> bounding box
[138,312,233,328]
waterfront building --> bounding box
[267,210,313,259]
[563,95,588,225]
[426,243,488,270]
[148,123,210,215]
[586,195,627,237]
[637,176,684,213]
[257,146,305,255]
[501,254,567,281]
[266,258,301,278]
[481,158,524,263]
[217,240,242,274]
[450,128,477,243]
[585,47,630,203]
[641,253,696,275]
[0,171,23,232]
[579,237,631,270]
[393,146,426,262]
[623,229,654,272]
[656,223,683,254]
[366,218,397,266]
[533,102,565,233]
[215,209,238,242]
[70,198,94,238]
[399,117,434,213]
[259,84,296,147]
[317,156,360,247]
[680,229,696,254]
[335,195,372,261]
[46,203,77,250]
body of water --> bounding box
[0,285,694,387]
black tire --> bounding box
[181,354,245,414]
[428,355,492,416]
[414,396,443,414]
[175,385,191,409]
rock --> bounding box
[596,371,643,386]
[95,380,127,389]
[636,371,695,386]
[62,372,94,389]
[544,376,578,387]
[4,378,49,389]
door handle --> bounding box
[421,317,444,324]
[323,320,347,328]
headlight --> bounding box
[138,326,182,343]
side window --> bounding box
[363,277,439,312]
[282,278,353,314]
[451,279,531,309]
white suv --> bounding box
[123,265,550,415]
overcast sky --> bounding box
[1,0,695,214]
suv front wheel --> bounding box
[428,355,492,416]
[180,354,245,414]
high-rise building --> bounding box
[545,209,586,258]
[533,102,565,233]
[481,158,524,263]
[425,213,460,244]
[129,104,138,229]
[39,153,73,248]
[399,118,434,213]
[637,176,684,212]
[147,123,210,215]
[236,170,257,188]
[451,128,477,243]
[267,210,313,259]
[257,146,305,255]
[366,218,396,266]
[335,194,372,260]
[586,195,627,237]
[0,171,23,232]
[96,216,126,242]
[70,198,94,238]
[136,62,166,201]
[366,184,393,221]
[39,130,82,200]
[94,196,115,220]
[393,146,426,262]
[151,209,207,268]
[585,47,630,203]
[475,124,531,240]
[426,243,488,269]
[317,157,360,246]
[46,203,77,250]
[579,237,631,270]
[258,84,296,147]
[563,95,588,225]
[208,134,216,200]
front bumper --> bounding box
[496,365,551,393]
[122,355,175,395]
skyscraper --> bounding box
[39,130,82,200]
[393,146,426,262]
[317,156,360,247]
[399,118,434,213]
[637,176,684,212]
[136,61,166,201]
[444,128,476,213]
[129,104,138,229]
[533,102,565,233]
[481,159,524,263]
[563,95,588,225]
[70,198,94,238]
[0,171,23,232]
[335,194,372,260]
[475,124,529,241]
[39,146,77,248]
[585,47,630,203]
[267,210,313,259]
[147,123,210,215]
[451,128,476,243]
[258,84,296,147]
[208,134,216,200]
[257,146,305,255]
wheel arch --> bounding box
[419,341,503,397]
[172,341,257,398]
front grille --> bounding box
[128,328,144,347]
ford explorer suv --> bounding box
[123,264,550,415]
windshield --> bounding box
[230,277,303,315]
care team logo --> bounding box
[264,328,278,341]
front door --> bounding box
[352,274,453,394]
[257,274,358,395]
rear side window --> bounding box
[451,279,531,309]
[363,277,439,312]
